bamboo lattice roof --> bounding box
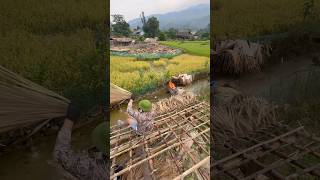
[212,122,320,179]
[110,101,210,179]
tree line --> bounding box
[110,14,209,40]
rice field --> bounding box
[0,0,107,110]
[110,54,210,94]
[160,41,210,57]
[212,0,320,40]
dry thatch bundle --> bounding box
[152,91,196,116]
[110,83,132,105]
[213,40,270,75]
[212,96,277,146]
[213,86,243,106]
[0,66,70,133]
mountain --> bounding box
[128,4,210,31]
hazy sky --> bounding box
[110,0,209,21]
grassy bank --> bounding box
[110,54,210,94]
[160,41,210,57]
[0,0,107,110]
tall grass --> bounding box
[0,0,107,110]
[263,68,320,104]
[212,0,320,40]
[0,0,106,35]
[166,55,210,76]
[263,68,320,134]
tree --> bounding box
[111,14,131,37]
[159,31,166,41]
[166,28,178,39]
[143,16,159,38]
[201,32,210,39]
[197,24,210,40]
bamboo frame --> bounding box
[110,101,210,180]
[212,122,320,179]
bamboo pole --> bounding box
[110,128,209,178]
[172,157,210,180]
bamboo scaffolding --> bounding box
[110,101,210,180]
[212,121,320,179]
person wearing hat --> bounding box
[114,99,155,179]
[118,99,155,135]
[167,80,178,95]
[54,102,108,180]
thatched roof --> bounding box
[110,83,132,105]
[213,40,269,74]
[0,66,69,133]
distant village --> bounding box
[110,12,209,47]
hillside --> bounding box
[128,4,209,30]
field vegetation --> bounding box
[110,54,210,94]
[160,41,210,57]
[212,0,320,40]
[0,0,107,110]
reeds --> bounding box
[0,66,69,133]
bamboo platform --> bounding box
[110,101,210,180]
[212,123,320,179]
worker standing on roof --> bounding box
[54,102,108,180]
[118,99,155,135]
[167,80,178,95]
[116,99,155,179]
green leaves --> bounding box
[143,16,160,38]
[111,14,131,37]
